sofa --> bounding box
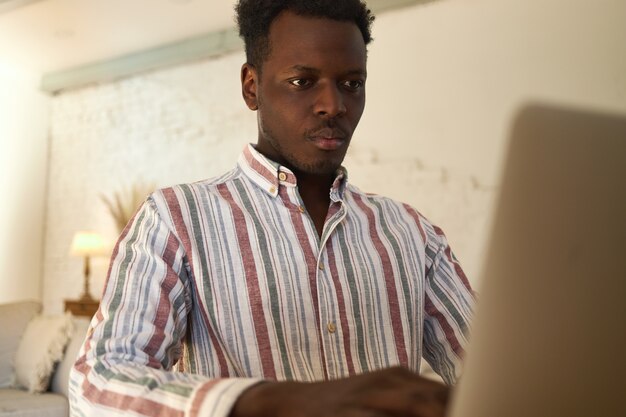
[0,301,444,417]
[0,301,91,417]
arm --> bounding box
[230,366,449,417]
[69,196,260,417]
[422,223,475,385]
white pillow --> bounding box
[14,313,74,393]
[0,301,41,388]
[50,317,91,397]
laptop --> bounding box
[448,104,626,417]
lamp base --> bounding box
[79,292,96,302]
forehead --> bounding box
[264,11,367,73]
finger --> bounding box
[340,409,394,417]
[410,382,449,406]
[408,400,448,417]
[355,388,445,417]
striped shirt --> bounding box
[69,144,474,417]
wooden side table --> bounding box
[64,298,100,318]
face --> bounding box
[241,11,367,176]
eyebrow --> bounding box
[283,65,367,77]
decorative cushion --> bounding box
[14,313,74,393]
[50,317,91,397]
[0,301,42,388]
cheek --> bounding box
[347,95,366,124]
[260,100,306,140]
[269,96,310,128]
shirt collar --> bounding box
[238,144,348,200]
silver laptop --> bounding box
[448,104,626,417]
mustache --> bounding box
[304,123,348,139]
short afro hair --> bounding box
[235,0,375,71]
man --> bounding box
[69,1,474,416]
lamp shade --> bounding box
[70,231,108,257]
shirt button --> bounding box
[298,205,305,213]
[269,186,276,194]
[278,172,287,181]
[318,264,325,271]
[327,322,337,334]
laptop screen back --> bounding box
[448,104,626,417]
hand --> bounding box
[229,366,450,417]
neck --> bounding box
[293,170,334,238]
[294,169,333,202]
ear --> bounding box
[241,63,259,111]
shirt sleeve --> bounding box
[69,196,261,417]
[420,220,475,385]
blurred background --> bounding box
[1,0,624,313]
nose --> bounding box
[314,82,347,118]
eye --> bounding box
[289,78,312,88]
[342,79,364,91]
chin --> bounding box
[297,159,343,176]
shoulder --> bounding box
[344,184,443,246]
[344,183,405,207]
[344,184,429,223]
[150,167,241,206]
[136,167,245,229]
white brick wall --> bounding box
[43,49,493,313]
[44,53,257,312]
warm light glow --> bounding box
[70,231,108,257]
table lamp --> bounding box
[70,231,107,301]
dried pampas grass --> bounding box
[101,182,156,233]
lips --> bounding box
[307,127,348,151]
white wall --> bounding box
[41,0,626,312]
[362,0,626,186]
[356,0,626,289]
[0,63,50,304]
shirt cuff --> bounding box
[186,378,265,417]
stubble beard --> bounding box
[259,116,347,177]
[269,134,344,176]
